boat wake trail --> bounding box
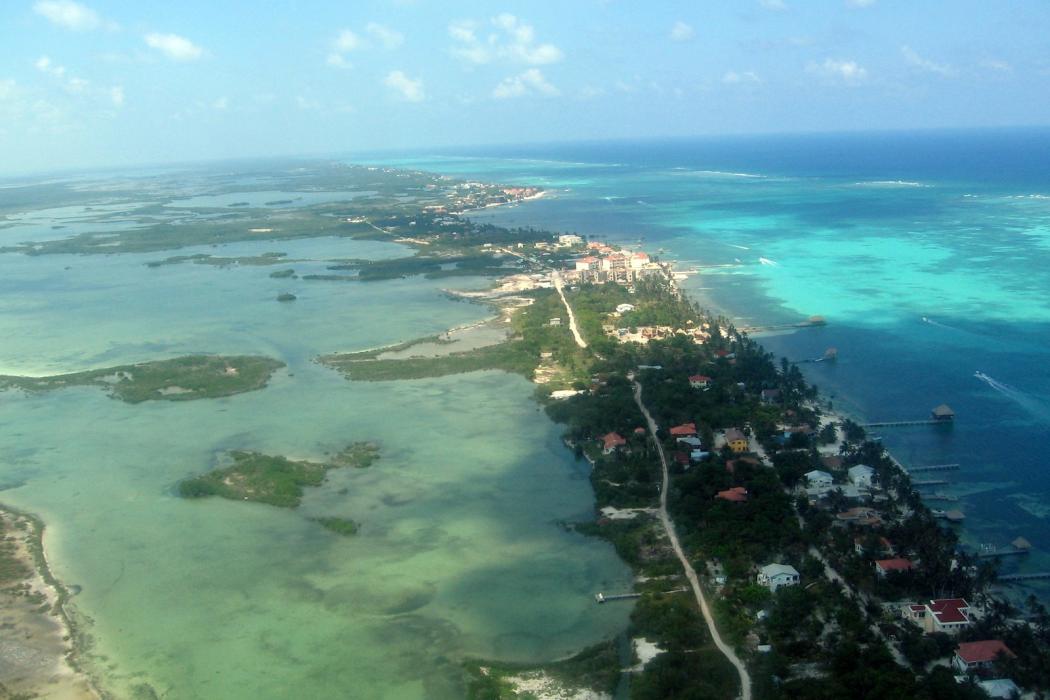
[726,243,750,250]
[922,316,956,330]
[974,371,1050,422]
[758,257,779,267]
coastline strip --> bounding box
[632,379,752,700]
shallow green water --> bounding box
[0,217,632,698]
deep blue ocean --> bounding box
[363,128,1050,597]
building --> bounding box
[575,256,600,272]
[558,234,583,246]
[835,507,883,527]
[953,640,1015,673]
[716,486,748,503]
[669,423,697,437]
[549,317,562,327]
[689,374,712,390]
[848,464,875,489]
[724,428,749,453]
[630,252,650,269]
[615,303,635,314]
[676,436,703,450]
[902,598,972,634]
[804,470,834,490]
[932,404,955,421]
[760,388,781,404]
[601,432,626,455]
[875,558,915,577]
[757,563,800,592]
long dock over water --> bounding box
[864,419,943,428]
[1000,572,1050,582]
[907,464,960,473]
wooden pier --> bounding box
[595,592,641,604]
[907,464,960,473]
[595,587,688,604]
[1000,572,1050,583]
[977,538,1033,559]
[864,419,942,428]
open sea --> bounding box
[366,128,1050,598]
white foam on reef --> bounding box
[758,256,779,267]
[853,180,929,188]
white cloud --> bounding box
[35,56,66,77]
[722,70,761,84]
[901,45,954,76]
[384,70,424,102]
[846,0,876,6]
[109,85,124,107]
[212,96,228,110]
[449,14,562,66]
[66,76,89,93]
[807,58,867,83]
[326,53,352,69]
[579,85,605,99]
[492,68,559,99]
[144,33,204,61]
[759,0,787,10]
[33,0,112,31]
[334,29,362,52]
[670,21,694,42]
[980,58,1012,72]
[366,22,404,49]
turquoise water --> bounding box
[0,184,633,697]
[367,130,1050,595]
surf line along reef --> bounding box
[320,229,1047,699]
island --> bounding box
[178,441,379,509]
[0,355,285,403]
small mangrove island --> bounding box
[178,441,380,509]
[0,355,285,403]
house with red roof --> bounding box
[716,486,748,503]
[689,375,712,390]
[953,640,1015,673]
[601,432,626,455]
[669,422,697,437]
[874,558,915,577]
[902,598,972,634]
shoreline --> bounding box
[0,503,102,700]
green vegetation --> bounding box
[312,517,359,536]
[0,515,31,586]
[276,292,297,302]
[178,451,330,508]
[178,442,379,508]
[270,268,296,278]
[146,252,288,268]
[320,340,536,381]
[0,355,284,403]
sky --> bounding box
[1,0,1049,174]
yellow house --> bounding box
[724,428,748,453]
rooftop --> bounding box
[957,640,1014,664]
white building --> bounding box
[757,563,800,592]
[848,464,875,489]
[558,234,583,246]
[616,303,635,314]
[804,470,834,490]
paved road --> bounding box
[551,271,588,349]
[633,380,752,700]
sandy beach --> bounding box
[0,506,99,700]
